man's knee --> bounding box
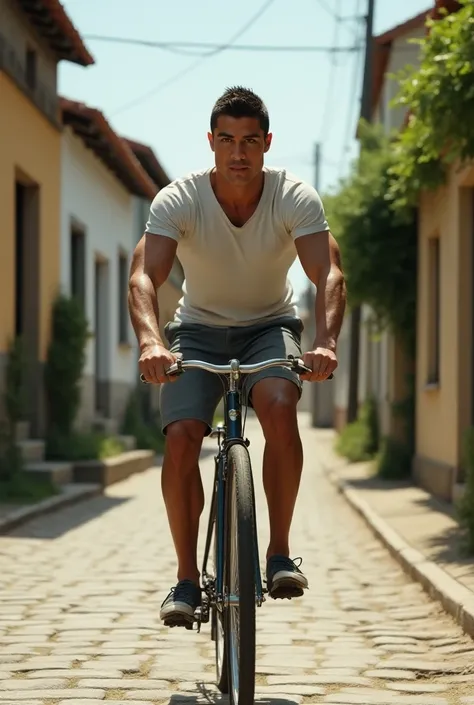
[252,379,299,442]
[165,419,207,468]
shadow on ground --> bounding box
[3,493,130,540]
[171,688,298,705]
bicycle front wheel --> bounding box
[225,443,256,705]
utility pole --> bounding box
[310,141,322,428]
[346,0,375,424]
[314,142,321,192]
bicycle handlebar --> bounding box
[140,355,334,384]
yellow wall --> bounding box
[416,163,474,470]
[0,73,61,361]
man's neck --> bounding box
[211,169,265,208]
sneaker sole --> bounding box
[268,573,309,600]
[160,603,197,629]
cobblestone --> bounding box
[0,414,473,704]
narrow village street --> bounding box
[1,414,474,705]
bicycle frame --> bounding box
[139,354,333,631]
[199,361,265,631]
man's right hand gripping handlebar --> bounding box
[138,344,181,385]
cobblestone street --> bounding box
[1,414,474,705]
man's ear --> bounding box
[264,133,273,153]
[207,132,215,152]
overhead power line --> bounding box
[84,35,358,55]
[315,0,340,19]
[110,0,278,116]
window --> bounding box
[427,236,441,385]
[70,226,86,310]
[25,48,37,91]
[118,251,129,344]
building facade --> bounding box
[0,0,93,435]
[59,99,158,430]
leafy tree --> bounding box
[324,121,418,353]
[389,0,474,207]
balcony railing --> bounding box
[0,31,59,126]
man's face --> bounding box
[208,115,272,186]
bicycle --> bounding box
[141,354,333,705]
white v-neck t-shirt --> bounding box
[145,166,330,327]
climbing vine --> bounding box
[388,0,474,207]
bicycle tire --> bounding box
[224,443,256,705]
[211,459,229,694]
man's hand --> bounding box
[300,347,338,382]
[139,344,179,384]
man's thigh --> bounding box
[233,316,304,406]
[159,322,226,435]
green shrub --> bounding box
[335,398,379,462]
[375,437,412,480]
[46,431,124,462]
[457,427,474,554]
[122,387,164,454]
[0,472,58,503]
[44,293,89,438]
[4,336,27,428]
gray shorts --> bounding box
[159,315,304,434]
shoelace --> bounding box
[264,556,304,585]
[163,580,198,607]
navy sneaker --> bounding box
[266,555,309,600]
[160,579,201,629]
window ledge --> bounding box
[424,381,440,392]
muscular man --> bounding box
[128,86,346,628]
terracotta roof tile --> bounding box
[17,0,94,66]
[60,97,157,200]
[123,138,171,189]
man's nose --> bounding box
[231,142,246,160]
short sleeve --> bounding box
[282,179,330,240]
[145,181,192,241]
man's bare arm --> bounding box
[128,233,177,352]
[296,231,346,351]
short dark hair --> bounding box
[210,86,270,136]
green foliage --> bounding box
[121,386,165,454]
[457,427,474,554]
[4,337,27,427]
[46,430,124,462]
[44,293,89,438]
[0,337,26,487]
[375,436,412,480]
[0,473,58,503]
[0,427,23,484]
[389,1,474,207]
[324,122,418,352]
[0,338,56,502]
[335,398,379,463]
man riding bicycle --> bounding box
[128,86,346,628]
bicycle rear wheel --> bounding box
[210,459,229,694]
[224,443,256,705]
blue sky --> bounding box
[60,0,430,296]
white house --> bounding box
[59,97,159,431]
[123,137,185,418]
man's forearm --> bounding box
[128,275,163,351]
[313,267,347,351]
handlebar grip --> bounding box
[140,359,183,384]
[289,356,334,381]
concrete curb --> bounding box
[325,467,474,639]
[0,483,102,535]
[73,449,156,487]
